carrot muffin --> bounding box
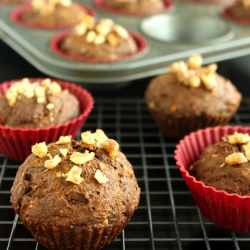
[10,130,140,250]
[19,0,87,27]
[190,132,250,196]
[145,54,242,139]
[0,78,80,128]
[102,0,166,15]
[58,15,138,61]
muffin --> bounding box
[51,15,146,62]
[0,0,29,4]
[0,78,80,128]
[221,0,250,25]
[99,0,169,15]
[11,0,94,29]
[175,126,250,231]
[10,130,140,249]
[145,54,242,139]
[0,78,94,161]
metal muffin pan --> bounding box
[1,0,250,85]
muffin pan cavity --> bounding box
[1,0,250,85]
[141,13,235,44]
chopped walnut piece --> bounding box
[98,162,105,170]
[244,144,250,160]
[6,91,17,107]
[44,155,62,169]
[102,139,119,160]
[81,131,95,144]
[113,24,129,39]
[46,103,54,110]
[187,54,203,69]
[49,82,61,95]
[225,152,248,165]
[169,61,187,73]
[86,31,97,43]
[202,63,218,74]
[70,151,95,165]
[32,142,48,158]
[107,33,120,47]
[94,34,106,45]
[227,132,250,144]
[94,169,108,184]
[82,15,95,29]
[95,20,113,36]
[56,135,72,144]
[188,75,201,88]
[74,22,87,36]
[93,129,109,144]
[62,165,83,184]
[59,148,68,157]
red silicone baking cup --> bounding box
[94,0,174,16]
[175,126,250,232]
[0,78,94,162]
[50,30,148,63]
[220,6,250,26]
[10,3,95,29]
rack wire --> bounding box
[1,97,250,250]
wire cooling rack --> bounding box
[1,97,250,250]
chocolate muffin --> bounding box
[10,130,140,250]
[189,132,250,196]
[102,0,166,15]
[0,78,80,128]
[19,0,87,27]
[226,0,250,21]
[58,15,138,61]
[145,54,242,139]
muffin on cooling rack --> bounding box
[221,0,250,25]
[145,54,242,139]
[175,126,250,231]
[10,130,140,250]
[99,0,170,15]
[51,15,147,62]
[0,77,93,161]
[11,0,94,29]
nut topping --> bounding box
[227,132,250,144]
[56,135,72,144]
[32,142,48,158]
[225,152,247,165]
[62,165,83,184]
[81,131,95,144]
[102,139,119,160]
[59,148,68,157]
[44,155,62,169]
[70,151,95,165]
[94,169,108,184]
[169,54,218,91]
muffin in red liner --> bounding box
[0,78,94,162]
[175,125,250,232]
[50,16,148,63]
[221,3,250,26]
[94,0,174,16]
[10,2,95,29]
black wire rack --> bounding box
[1,97,250,250]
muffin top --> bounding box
[10,130,140,227]
[189,132,250,196]
[103,0,166,14]
[59,15,138,60]
[145,54,242,118]
[227,0,250,20]
[20,0,87,26]
[0,78,80,128]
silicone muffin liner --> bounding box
[0,78,94,162]
[221,6,250,26]
[50,30,148,63]
[94,0,173,16]
[174,126,250,232]
[10,3,95,29]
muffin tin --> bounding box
[1,0,250,86]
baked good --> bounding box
[0,0,29,4]
[10,130,140,249]
[222,0,250,23]
[58,15,139,61]
[0,78,80,128]
[0,77,94,161]
[18,0,88,28]
[102,0,166,15]
[145,54,242,139]
[190,131,250,196]
[175,126,250,231]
